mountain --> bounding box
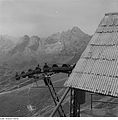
[0,26,91,68]
[0,35,17,62]
[9,35,30,54]
[44,26,91,55]
[28,36,41,51]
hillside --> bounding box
[0,73,118,117]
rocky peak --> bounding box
[22,35,30,43]
[71,26,86,38]
[28,36,40,51]
[9,35,30,54]
[0,35,15,54]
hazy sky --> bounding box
[0,0,118,37]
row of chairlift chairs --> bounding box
[15,63,77,116]
[15,63,76,80]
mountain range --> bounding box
[0,26,91,68]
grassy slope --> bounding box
[0,73,68,117]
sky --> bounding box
[0,0,118,37]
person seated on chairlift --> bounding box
[43,63,50,73]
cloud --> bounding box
[0,0,118,37]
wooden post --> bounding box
[77,104,80,117]
[73,89,78,117]
[72,88,86,117]
[70,88,73,117]
[91,93,93,110]
[50,88,70,117]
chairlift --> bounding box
[43,63,50,73]
[35,64,41,74]
[52,64,59,73]
[15,72,20,80]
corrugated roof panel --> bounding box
[72,73,82,88]
[89,75,98,92]
[86,74,93,90]
[96,27,104,33]
[107,15,114,26]
[113,64,118,77]
[65,70,118,96]
[100,47,118,60]
[84,59,95,73]
[99,60,108,75]
[103,33,112,44]
[81,46,104,59]
[78,73,89,89]
[91,75,100,92]
[89,33,100,44]
[111,62,117,76]
[107,61,115,76]
[100,16,108,26]
[73,58,87,72]
[115,81,118,96]
[115,26,118,31]
[91,60,99,74]
[75,73,87,89]
[112,78,118,96]
[64,13,118,97]
[104,78,110,94]
[112,62,118,76]
[100,76,108,94]
[109,32,117,44]
[90,46,105,59]
[111,26,116,32]
[81,45,91,58]
[104,26,113,33]
[105,77,112,95]
[97,15,117,33]
[95,33,104,44]
[114,16,118,25]
[100,76,107,94]
[91,60,103,75]
[106,77,114,96]
[91,75,99,92]
[116,65,118,77]
[85,75,93,89]
[108,77,114,95]
[99,14,114,27]
[114,78,118,96]
[83,74,92,91]
[110,78,116,95]
[115,84,118,96]
[95,33,112,45]
[112,32,118,45]
[113,26,117,32]
[114,80,118,96]
[97,75,104,93]
[97,26,118,33]
[91,60,117,76]
[65,72,82,87]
